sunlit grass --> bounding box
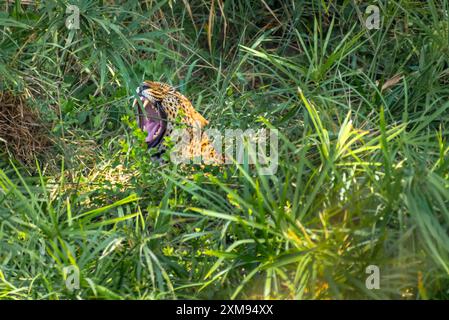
[1,0,449,300]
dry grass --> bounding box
[0,91,51,164]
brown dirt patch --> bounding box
[0,91,51,164]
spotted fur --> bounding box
[137,81,223,164]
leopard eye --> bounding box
[148,90,165,100]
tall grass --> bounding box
[1,0,449,299]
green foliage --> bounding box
[1,0,449,299]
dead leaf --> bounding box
[381,74,403,92]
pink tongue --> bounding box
[143,120,161,142]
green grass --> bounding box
[1,0,449,299]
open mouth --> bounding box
[133,96,167,148]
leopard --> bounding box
[133,81,223,165]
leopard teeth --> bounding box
[143,99,149,108]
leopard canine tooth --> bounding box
[143,99,149,108]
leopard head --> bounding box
[133,81,209,150]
